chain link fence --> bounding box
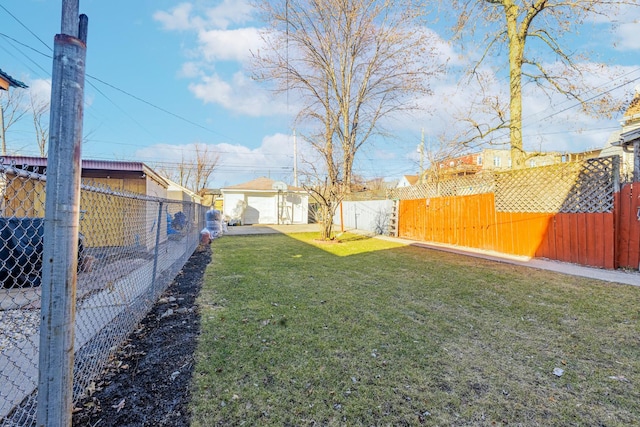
[0,163,206,426]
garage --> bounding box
[245,195,275,224]
[221,177,309,225]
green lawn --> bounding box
[190,232,640,426]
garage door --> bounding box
[244,195,276,224]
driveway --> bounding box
[223,224,320,235]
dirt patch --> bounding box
[72,244,211,427]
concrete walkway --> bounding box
[377,235,640,288]
[223,224,320,235]
[223,224,640,287]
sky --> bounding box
[1,0,639,188]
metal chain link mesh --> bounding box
[1,163,206,426]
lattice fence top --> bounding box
[388,174,495,200]
[495,156,618,213]
[387,156,620,214]
[494,162,582,212]
[558,156,619,213]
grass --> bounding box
[190,232,640,426]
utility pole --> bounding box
[418,128,425,179]
[293,129,298,187]
[0,104,5,156]
[37,0,88,425]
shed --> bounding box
[166,179,203,204]
[0,156,170,249]
[221,177,309,225]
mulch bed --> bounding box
[72,244,210,427]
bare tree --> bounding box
[156,143,221,193]
[450,0,636,168]
[30,94,50,157]
[191,144,220,192]
[253,0,444,239]
[0,89,28,155]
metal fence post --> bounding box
[37,5,87,426]
[150,201,164,299]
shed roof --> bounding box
[222,176,304,192]
[0,155,168,186]
[0,68,28,90]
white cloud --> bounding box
[203,0,254,30]
[587,4,640,52]
[179,62,203,78]
[197,27,262,63]
[134,133,297,187]
[421,27,465,67]
[154,2,271,116]
[406,56,638,156]
[154,0,255,32]
[188,72,288,117]
[616,21,640,51]
[27,78,52,104]
[153,3,200,31]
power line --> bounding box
[0,32,52,59]
[521,67,640,128]
[532,74,640,124]
[0,4,51,52]
[0,34,51,77]
[84,74,236,141]
[0,7,239,143]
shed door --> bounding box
[244,195,275,224]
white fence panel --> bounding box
[334,200,393,234]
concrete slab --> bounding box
[222,224,320,235]
[375,234,640,287]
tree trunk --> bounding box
[320,202,334,240]
[506,1,525,169]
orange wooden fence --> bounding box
[535,212,616,269]
[618,183,640,270]
[398,191,624,269]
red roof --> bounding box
[0,155,149,172]
[223,177,304,192]
[403,175,419,185]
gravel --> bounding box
[0,309,40,352]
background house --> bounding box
[221,177,309,225]
[199,188,222,209]
[421,147,601,183]
[396,175,419,187]
[601,88,640,180]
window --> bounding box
[493,156,501,167]
[477,156,483,165]
[530,159,536,167]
